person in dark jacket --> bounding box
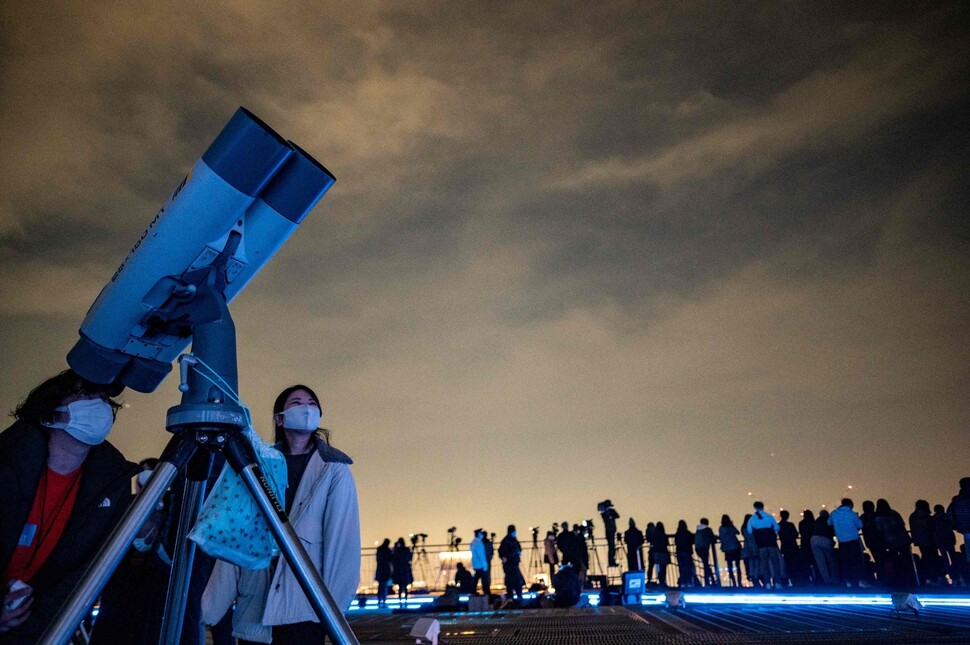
[694,518,717,587]
[910,500,944,584]
[454,563,476,593]
[874,498,915,587]
[933,504,957,582]
[811,510,838,585]
[798,510,817,584]
[498,525,524,601]
[559,524,586,585]
[556,521,574,566]
[624,519,645,572]
[648,522,669,587]
[860,500,887,584]
[644,523,657,583]
[600,500,620,567]
[375,538,393,607]
[946,478,970,564]
[1,370,136,644]
[719,515,741,587]
[391,537,414,603]
[777,510,798,587]
[674,521,696,588]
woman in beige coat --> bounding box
[203,384,360,644]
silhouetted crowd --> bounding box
[573,480,970,591]
[380,478,970,602]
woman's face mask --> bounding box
[280,404,321,433]
[51,398,114,445]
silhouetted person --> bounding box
[947,478,970,563]
[799,510,817,584]
[600,500,620,567]
[719,515,741,587]
[695,518,717,586]
[557,523,584,585]
[860,500,886,584]
[812,509,838,585]
[645,522,657,583]
[499,525,524,602]
[552,564,582,607]
[740,514,759,586]
[574,524,589,584]
[392,537,414,603]
[674,520,696,588]
[933,504,957,582]
[874,499,914,587]
[624,519,645,572]
[484,531,495,579]
[556,521,573,565]
[777,510,798,587]
[454,562,476,593]
[375,538,393,607]
[910,499,943,584]
[649,522,669,587]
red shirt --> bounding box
[4,467,82,584]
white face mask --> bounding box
[281,404,321,433]
[52,398,114,445]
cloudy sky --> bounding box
[2,2,968,546]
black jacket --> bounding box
[498,534,521,567]
[0,421,137,644]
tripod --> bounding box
[411,537,433,592]
[528,532,543,583]
[585,534,605,578]
[39,261,358,645]
[612,533,627,583]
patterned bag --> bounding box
[187,427,286,569]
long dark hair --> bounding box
[272,384,331,447]
[13,369,123,427]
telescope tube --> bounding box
[70,110,336,393]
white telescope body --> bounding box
[68,108,335,393]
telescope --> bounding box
[67,107,334,393]
[42,108,359,645]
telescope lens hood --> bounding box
[202,107,291,197]
[260,142,336,224]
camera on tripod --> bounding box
[582,519,595,539]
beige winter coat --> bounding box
[202,443,360,642]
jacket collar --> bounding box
[275,436,352,464]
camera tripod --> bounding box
[584,525,605,578]
[39,264,358,645]
[527,530,544,583]
[614,533,627,575]
[410,534,433,592]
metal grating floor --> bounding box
[347,605,970,644]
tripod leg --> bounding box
[39,429,198,645]
[223,432,359,645]
[159,449,215,645]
